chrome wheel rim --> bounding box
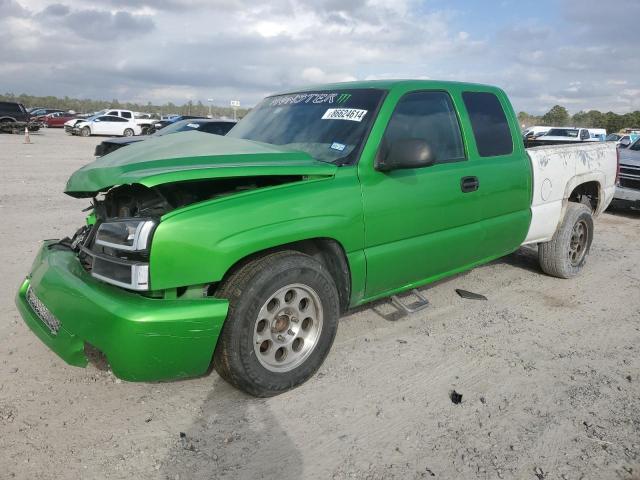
[253,283,323,373]
[569,219,588,266]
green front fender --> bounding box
[149,169,366,294]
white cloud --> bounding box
[300,67,357,84]
[0,0,637,115]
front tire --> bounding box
[80,127,91,137]
[123,128,134,137]
[213,251,340,397]
[538,202,594,278]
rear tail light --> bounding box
[615,147,621,186]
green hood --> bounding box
[65,131,337,197]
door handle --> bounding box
[461,176,479,193]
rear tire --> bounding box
[538,202,594,278]
[123,128,134,137]
[80,127,91,137]
[213,251,340,397]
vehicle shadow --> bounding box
[494,244,541,274]
[606,206,640,219]
[159,375,304,480]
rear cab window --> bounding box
[462,92,513,157]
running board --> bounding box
[390,289,430,315]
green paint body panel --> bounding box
[18,80,533,381]
[65,132,336,196]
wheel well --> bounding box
[568,181,599,212]
[216,238,352,313]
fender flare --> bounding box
[557,172,604,227]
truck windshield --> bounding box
[227,89,385,164]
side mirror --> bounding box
[375,138,435,172]
[619,139,631,147]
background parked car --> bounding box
[28,107,64,118]
[615,134,640,148]
[43,111,79,128]
[64,117,89,134]
[525,127,593,147]
[611,137,640,210]
[0,101,30,123]
[586,128,607,141]
[151,115,207,132]
[95,118,236,156]
[0,101,41,133]
[522,125,550,141]
[73,115,142,137]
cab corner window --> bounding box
[462,92,513,157]
[381,91,465,165]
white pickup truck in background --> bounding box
[613,137,640,209]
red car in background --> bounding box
[43,111,79,127]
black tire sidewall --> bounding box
[561,205,594,276]
[81,127,90,137]
[218,255,339,395]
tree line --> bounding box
[518,105,640,133]
[3,92,638,133]
[0,92,249,119]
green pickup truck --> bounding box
[16,80,617,396]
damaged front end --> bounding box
[64,175,307,292]
[16,132,341,380]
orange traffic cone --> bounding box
[24,126,31,144]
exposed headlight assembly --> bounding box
[95,219,156,251]
[85,219,157,291]
[91,256,150,291]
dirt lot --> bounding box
[0,128,639,480]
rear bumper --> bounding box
[614,185,640,204]
[15,241,229,381]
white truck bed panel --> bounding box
[523,142,617,245]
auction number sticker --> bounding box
[321,108,367,122]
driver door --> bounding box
[358,90,482,299]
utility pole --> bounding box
[230,100,240,121]
[207,98,213,118]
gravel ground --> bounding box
[1,128,639,480]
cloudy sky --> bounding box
[1,0,638,114]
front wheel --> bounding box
[80,127,91,137]
[538,202,594,278]
[213,251,340,397]
[123,128,134,137]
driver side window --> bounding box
[381,91,465,165]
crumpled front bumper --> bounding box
[15,241,229,381]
